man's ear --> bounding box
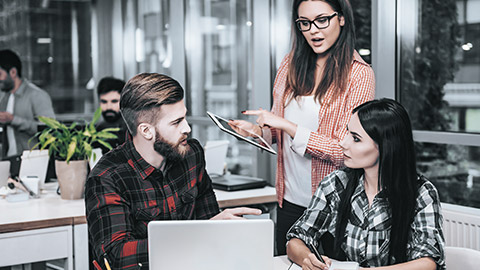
[9,68,18,79]
[137,123,154,140]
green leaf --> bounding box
[83,141,93,158]
[96,139,113,150]
[66,139,77,163]
[90,107,102,129]
[99,127,120,133]
[96,131,119,139]
[41,137,56,150]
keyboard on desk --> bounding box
[211,174,267,191]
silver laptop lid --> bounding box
[148,219,274,270]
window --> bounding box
[0,0,93,115]
[398,0,480,208]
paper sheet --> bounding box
[288,260,359,270]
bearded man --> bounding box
[0,49,55,157]
[84,73,261,269]
[96,77,127,153]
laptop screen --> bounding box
[148,219,274,270]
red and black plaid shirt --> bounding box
[85,135,220,269]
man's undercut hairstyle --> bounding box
[97,77,126,97]
[0,49,22,78]
[120,73,184,136]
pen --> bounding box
[92,260,102,270]
[104,257,112,270]
[13,176,37,197]
[307,242,326,264]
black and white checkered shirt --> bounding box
[287,168,445,269]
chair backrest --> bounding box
[445,246,480,270]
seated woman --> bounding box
[286,99,445,269]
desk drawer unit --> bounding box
[0,225,73,268]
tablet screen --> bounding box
[207,112,277,155]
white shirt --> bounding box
[283,95,320,207]
[6,93,17,157]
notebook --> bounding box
[211,174,267,191]
[148,219,274,270]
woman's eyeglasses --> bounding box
[295,12,338,32]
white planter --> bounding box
[55,160,88,200]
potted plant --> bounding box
[30,107,119,199]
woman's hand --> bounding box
[301,253,331,270]
[242,109,298,138]
[227,119,262,137]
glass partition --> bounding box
[185,0,256,175]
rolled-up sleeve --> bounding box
[408,181,446,269]
[289,125,312,156]
[287,172,340,247]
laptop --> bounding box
[0,160,10,188]
[211,174,267,191]
[148,219,274,270]
[204,140,268,191]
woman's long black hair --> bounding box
[287,0,355,103]
[334,99,419,264]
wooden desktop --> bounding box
[0,184,277,269]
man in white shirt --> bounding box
[0,49,55,157]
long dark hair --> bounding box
[287,0,355,103]
[334,99,418,264]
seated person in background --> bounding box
[0,49,55,157]
[96,76,127,153]
[286,99,445,269]
[85,73,261,269]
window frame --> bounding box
[372,0,480,147]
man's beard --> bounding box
[0,75,14,92]
[153,130,189,162]
[101,110,122,123]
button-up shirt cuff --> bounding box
[290,125,310,155]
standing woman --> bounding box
[286,99,445,269]
[230,0,375,254]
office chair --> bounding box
[445,246,480,270]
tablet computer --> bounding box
[207,111,277,155]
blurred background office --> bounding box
[0,0,479,210]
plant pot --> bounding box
[55,160,88,200]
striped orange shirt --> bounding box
[270,51,375,207]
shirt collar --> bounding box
[352,174,366,200]
[13,78,28,96]
[353,50,370,67]
[351,174,388,201]
[124,133,157,180]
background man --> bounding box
[85,73,260,269]
[96,76,127,153]
[0,49,55,157]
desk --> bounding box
[274,255,293,269]
[215,186,276,208]
[0,193,87,269]
[0,185,277,269]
